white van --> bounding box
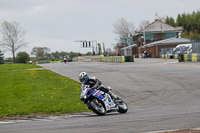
[173,44,192,54]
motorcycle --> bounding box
[80,86,128,115]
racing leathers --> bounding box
[80,76,117,100]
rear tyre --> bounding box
[88,98,106,116]
[117,99,128,113]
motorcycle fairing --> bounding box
[93,90,104,100]
[103,93,119,111]
[80,88,94,100]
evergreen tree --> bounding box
[165,16,175,27]
[167,10,200,39]
[165,16,170,25]
[176,14,182,26]
[169,17,176,26]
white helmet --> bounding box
[79,72,89,84]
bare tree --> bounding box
[139,20,150,30]
[113,17,135,38]
[0,21,26,63]
[160,16,166,22]
[31,47,51,58]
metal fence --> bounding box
[192,41,200,53]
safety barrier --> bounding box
[78,56,92,62]
[72,57,78,62]
[161,54,174,59]
[174,54,178,59]
[192,53,198,62]
[91,56,101,62]
[76,56,135,63]
[101,56,125,63]
[183,53,200,62]
[161,53,200,62]
[50,61,61,63]
[101,56,135,63]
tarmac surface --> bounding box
[1,58,200,133]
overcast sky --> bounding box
[0,0,200,57]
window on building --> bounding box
[163,32,176,39]
[145,34,153,40]
[144,34,157,41]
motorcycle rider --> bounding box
[63,56,67,63]
[79,72,118,100]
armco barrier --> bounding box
[161,54,200,62]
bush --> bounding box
[16,52,30,63]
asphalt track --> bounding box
[1,59,200,133]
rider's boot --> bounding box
[100,86,121,101]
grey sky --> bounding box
[0,0,200,57]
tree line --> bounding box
[0,21,92,63]
[165,10,200,39]
[31,47,92,60]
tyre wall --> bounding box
[161,54,200,62]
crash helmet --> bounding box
[79,72,89,85]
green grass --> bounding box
[0,64,88,118]
[38,60,51,64]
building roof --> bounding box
[139,37,191,49]
[121,44,137,50]
[137,19,183,34]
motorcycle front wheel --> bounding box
[117,99,128,113]
[88,98,106,116]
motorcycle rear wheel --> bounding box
[88,98,106,116]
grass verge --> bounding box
[0,64,88,119]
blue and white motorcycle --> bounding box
[80,86,128,115]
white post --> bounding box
[143,26,146,45]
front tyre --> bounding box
[117,99,128,113]
[88,98,106,116]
